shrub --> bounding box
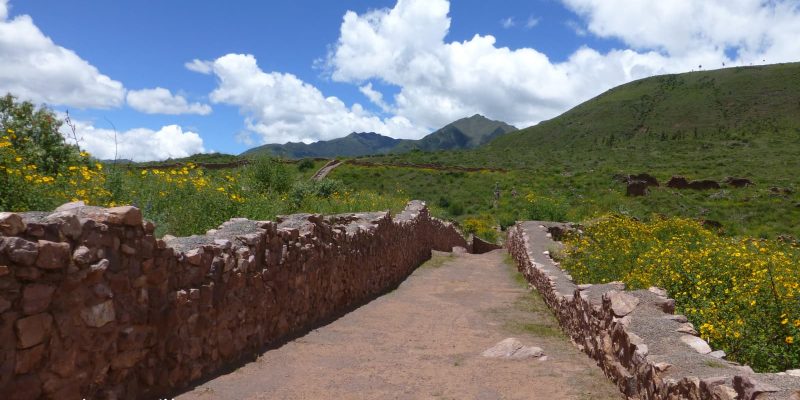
[297,158,315,172]
[562,214,800,372]
[462,215,498,243]
[524,192,568,221]
[245,156,292,194]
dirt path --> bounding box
[177,250,621,400]
[311,159,342,181]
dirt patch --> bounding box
[177,250,621,400]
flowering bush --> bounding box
[562,214,800,371]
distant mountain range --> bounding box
[241,114,517,159]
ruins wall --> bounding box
[507,221,799,400]
[0,200,467,400]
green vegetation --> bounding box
[562,215,800,372]
[331,63,800,238]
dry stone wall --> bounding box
[0,200,467,400]
[507,221,800,400]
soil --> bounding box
[176,250,622,400]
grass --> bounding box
[420,253,454,269]
[330,63,800,239]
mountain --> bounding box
[242,132,411,158]
[241,115,517,159]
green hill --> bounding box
[331,63,800,238]
[241,114,516,159]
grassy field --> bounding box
[329,63,800,239]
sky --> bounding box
[1,0,799,161]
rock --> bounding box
[709,350,726,359]
[452,246,468,254]
[626,181,649,197]
[789,390,800,400]
[785,369,800,377]
[8,374,42,400]
[22,284,55,315]
[15,267,42,281]
[712,385,738,400]
[0,264,8,276]
[665,314,688,323]
[667,176,690,189]
[54,200,85,211]
[15,343,46,374]
[629,173,659,187]
[688,179,721,190]
[606,290,640,317]
[15,313,53,348]
[80,300,116,328]
[0,297,11,313]
[72,245,93,265]
[3,237,39,266]
[0,212,25,236]
[103,206,143,226]
[42,211,82,239]
[680,335,712,354]
[733,376,780,400]
[654,362,672,372]
[724,177,753,188]
[185,248,204,265]
[482,338,543,359]
[677,322,698,335]
[648,286,667,297]
[36,240,71,270]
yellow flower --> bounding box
[782,318,789,325]
[787,336,795,344]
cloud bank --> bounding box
[127,87,212,115]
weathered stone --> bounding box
[3,237,39,266]
[0,212,25,236]
[121,243,136,255]
[35,240,71,270]
[786,369,800,377]
[665,314,688,323]
[789,390,800,400]
[680,335,712,354]
[8,374,42,400]
[708,350,726,359]
[732,375,780,400]
[54,200,85,211]
[22,284,55,315]
[0,264,8,276]
[654,362,672,372]
[15,343,45,374]
[606,290,640,317]
[104,206,143,226]
[42,211,82,239]
[0,297,11,313]
[481,338,543,359]
[111,349,146,369]
[185,248,203,265]
[80,300,116,328]
[677,322,698,335]
[15,266,42,281]
[712,385,738,400]
[15,313,53,348]
[72,245,93,265]
[648,286,667,297]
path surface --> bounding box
[177,250,621,400]
[311,159,342,181]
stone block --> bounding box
[15,313,53,349]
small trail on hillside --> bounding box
[176,250,620,400]
[311,159,342,181]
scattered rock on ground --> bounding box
[482,338,544,360]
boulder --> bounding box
[606,290,640,317]
[688,179,721,190]
[36,240,71,270]
[103,206,143,226]
[626,181,649,197]
[80,300,116,328]
[15,313,53,349]
[629,173,659,187]
[482,338,544,359]
[723,177,753,188]
[667,176,690,189]
[0,212,25,236]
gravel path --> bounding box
[311,159,342,181]
[176,250,621,400]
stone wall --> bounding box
[0,200,467,400]
[507,221,799,400]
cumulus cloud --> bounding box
[325,0,800,131]
[126,87,212,115]
[203,53,427,144]
[562,0,800,63]
[62,119,206,162]
[358,82,391,112]
[0,0,124,108]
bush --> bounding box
[462,215,497,243]
[524,192,568,221]
[297,158,315,172]
[562,214,800,372]
[289,179,346,208]
[245,156,292,194]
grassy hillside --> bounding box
[330,63,800,238]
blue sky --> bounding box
[2,0,799,160]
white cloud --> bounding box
[562,0,800,64]
[359,82,391,112]
[501,17,515,29]
[62,118,206,162]
[325,0,800,132]
[204,53,427,144]
[525,16,540,29]
[126,87,212,115]
[0,0,124,108]
[185,58,214,74]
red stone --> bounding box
[22,284,55,315]
[14,343,45,374]
[104,206,143,226]
[8,373,42,400]
[35,240,70,270]
[15,313,53,349]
